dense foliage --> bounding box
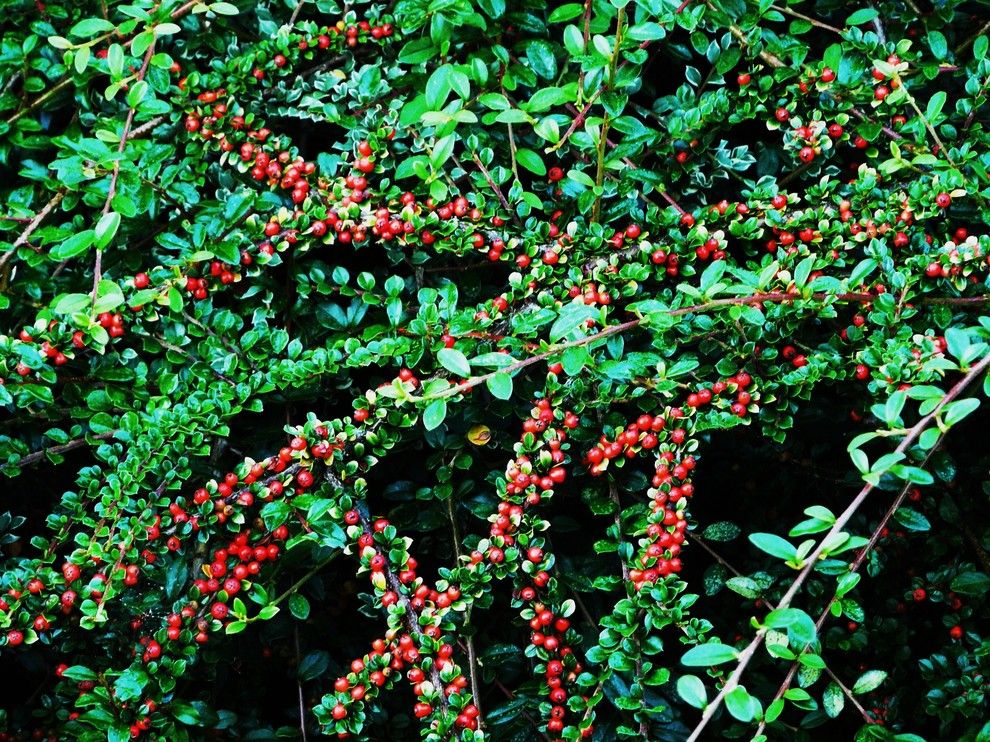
[2,0,990,740]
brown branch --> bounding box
[687,352,990,741]
[846,106,904,141]
[13,431,116,467]
[548,88,603,154]
[423,291,989,404]
[126,115,165,140]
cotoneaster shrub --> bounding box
[1,0,990,740]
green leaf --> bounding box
[210,1,240,14]
[725,576,761,599]
[927,30,947,60]
[681,642,739,667]
[893,507,930,532]
[852,670,887,694]
[486,372,513,400]
[438,348,471,377]
[93,280,124,314]
[154,22,182,36]
[426,65,452,109]
[471,352,515,368]
[549,4,583,22]
[423,400,448,431]
[561,345,590,374]
[74,45,91,74]
[298,651,330,681]
[749,532,798,561]
[550,303,598,341]
[950,571,990,596]
[765,698,785,724]
[846,8,879,25]
[823,682,844,718]
[53,293,91,315]
[974,35,988,61]
[107,44,124,77]
[94,212,121,249]
[526,40,557,79]
[478,93,511,110]
[764,608,817,646]
[515,148,546,175]
[676,675,707,709]
[725,686,757,722]
[70,18,116,37]
[703,521,740,541]
[943,397,980,426]
[563,24,585,55]
[627,22,666,41]
[126,80,148,108]
[725,685,760,723]
[50,230,95,261]
[927,90,947,120]
[260,501,291,531]
[288,593,309,621]
[431,134,456,168]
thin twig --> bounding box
[13,431,116,467]
[693,533,872,728]
[548,89,602,154]
[126,115,164,140]
[869,3,887,45]
[471,153,519,226]
[954,19,990,58]
[769,5,842,34]
[0,191,65,268]
[92,39,157,304]
[295,626,309,742]
[289,0,307,25]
